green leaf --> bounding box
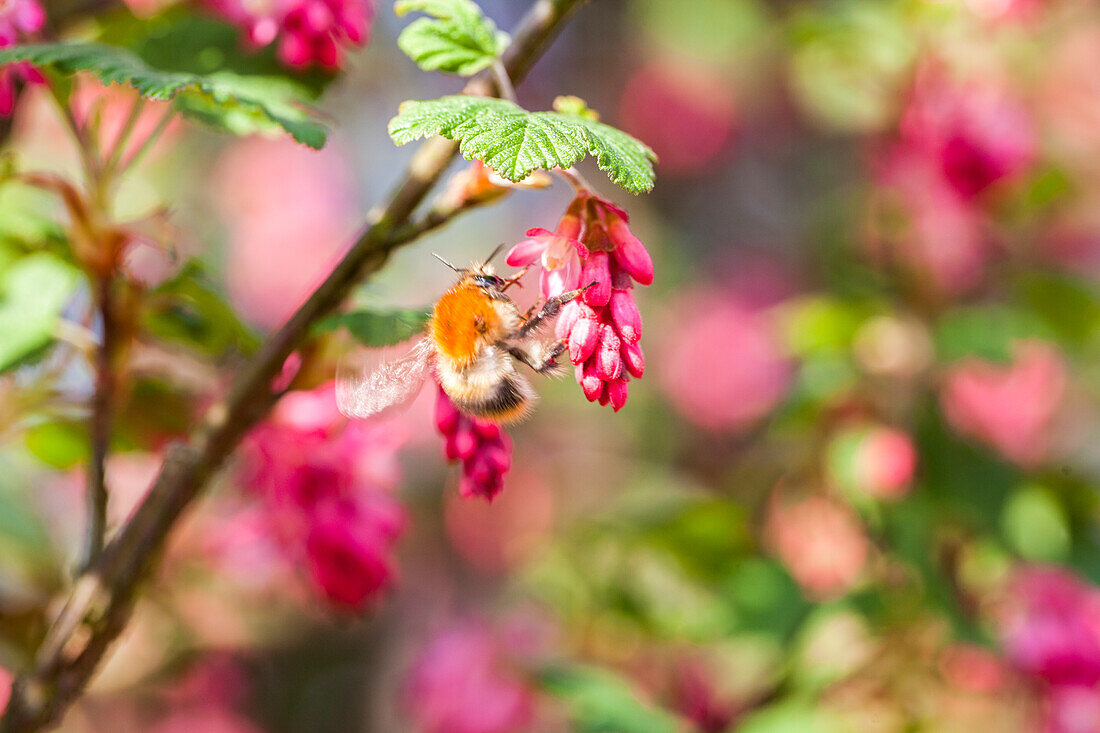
[395,0,509,75]
[388,96,657,194]
[0,253,80,374]
[1002,484,1071,562]
[538,664,682,733]
[315,307,430,346]
[0,43,328,148]
[142,264,260,356]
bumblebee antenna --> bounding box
[432,252,461,272]
[485,243,505,264]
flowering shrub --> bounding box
[2,0,1100,731]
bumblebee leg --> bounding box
[507,339,567,374]
[513,283,594,339]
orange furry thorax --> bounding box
[430,284,501,365]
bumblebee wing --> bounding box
[336,338,433,419]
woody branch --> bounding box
[0,0,588,730]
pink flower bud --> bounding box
[596,325,623,381]
[482,443,512,474]
[444,432,461,461]
[609,289,642,343]
[608,378,629,412]
[569,316,600,364]
[578,362,603,402]
[435,391,460,434]
[473,420,501,441]
[582,252,612,307]
[452,425,478,461]
[597,383,611,406]
[607,215,654,285]
[556,300,581,339]
[622,340,645,378]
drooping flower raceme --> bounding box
[208,0,373,69]
[435,386,512,502]
[507,192,653,411]
[0,0,45,115]
[238,382,406,611]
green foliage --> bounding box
[935,305,1053,364]
[143,265,260,357]
[97,7,336,98]
[315,307,430,346]
[0,43,328,148]
[0,253,80,374]
[538,664,682,733]
[395,0,509,75]
[388,96,657,193]
[1002,485,1071,562]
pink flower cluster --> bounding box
[941,340,1066,467]
[208,0,373,69]
[238,382,406,611]
[0,0,45,115]
[873,70,1036,294]
[403,625,535,733]
[1000,566,1100,733]
[434,386,512,502]
[507,192,653,411]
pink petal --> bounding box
[505,238,545,267]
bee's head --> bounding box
[470,267,508,290]
[433,246,510,291]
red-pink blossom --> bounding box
[899,71,1036,200]
[434,386,512,501]
[941,341,1066,466]
[207,0,373,69]
[238,382,407,611]
[659,292,791,432]
[765,493,869,600]
[403,625,535,733]
[0,0,45,116]
[509,192,653,412]
[874,143,991,295]
[1000,566,1100,688]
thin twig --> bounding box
[101,97,145,183]
[115,108,173,178]
[554,165,593,192]
[492,60,518,104]
[0,2,587,730]
[82,277,115,570]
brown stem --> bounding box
[0,1,587,730]
[81,277,115,569]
